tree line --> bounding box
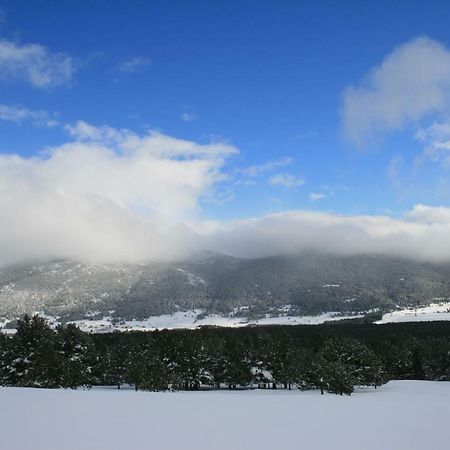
[0,315,449,395]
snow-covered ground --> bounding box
[2,301,450,334]
[67,309,369,333]
[64,301,450,332]
[376,301,450,324]
[0,381,448,450]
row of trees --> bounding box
[1,315,449,395]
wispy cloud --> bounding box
[343,36,450,145]
[415,120,450,168]
[309,192,326,201]
[308,185,348,201]
[0,39,74,88]
[117,56,150,74]
[180,111,198,122]
[269,173,305,188]
[236,157,293,177]
[0,104,58,127]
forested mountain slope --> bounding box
[1,253,450,320]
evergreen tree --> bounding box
[57,323,94,388]
[104,338,129,389]
[312,337,386,395]
[0,333,13,385]
[221,338,252,389]
[125,343,143,391]
[9,315,62,388]
[268,336,306,389]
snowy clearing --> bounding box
[2,301,450,335]
[376,301,450,324]
[0,381,449,450]
[0,309,370,334]
[61,310,370,333]
[62,301,450,331]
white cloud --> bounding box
[236,157,293,177]
[201,208,450,262]
[0,123,237,266]
[343,37,450,144]
[117,57,150,74]
[406,204,450,224]
[3,122,450,266]
[415,120,450,168]
[65,120,127,143]
[309,192,326,201]
[0,104,57,126]
[0,39,74,88]
[269,173,305,188]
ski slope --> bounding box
[0,381,448,450]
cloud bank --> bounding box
[201,207,450,262]
[2,123,450,266]
[0,124,236,265]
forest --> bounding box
[0,315,449,395]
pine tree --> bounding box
[57,323,94,388]
[9,315,62,388]
[0,333,13,386]
[312,337,386,395]
[104,338,129,389]
[169,332,209,390]
[221,338,252,389]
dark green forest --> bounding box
[0,316,449,395]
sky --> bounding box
[2,1,450,264]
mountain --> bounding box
[1,253,450,321]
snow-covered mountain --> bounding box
[1,253,450,324]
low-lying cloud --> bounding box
[201,207,450,262]
[2,123,450,266]
[0,124,235,265]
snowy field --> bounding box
[2,301,450,334]
[60,301,450,332]
[67,309,370,333]
[0,381,449,450]
[376,301,450,323]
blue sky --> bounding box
[2,1,450,264]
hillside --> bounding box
[1,253,450,322]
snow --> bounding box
[376,301,450,324]
[2,300,450,335]
[62,301,450,332]
[66,310,369,333]
[0,381,448,450]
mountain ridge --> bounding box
[1,253,450,321]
